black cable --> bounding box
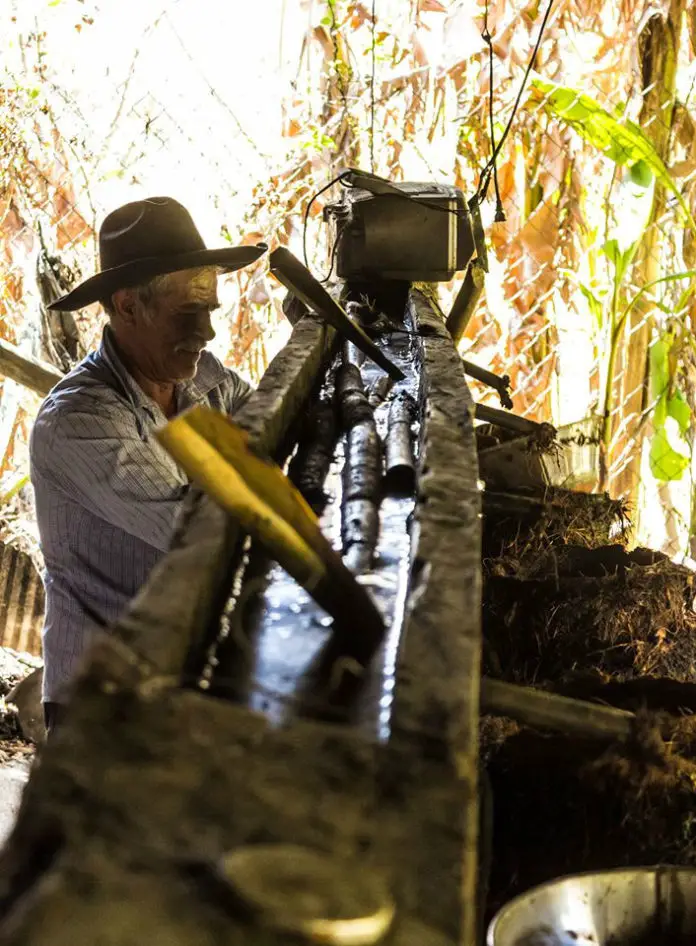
[370,0,377,173]
[482,0,505,221]
[476,0,555,200]
[301,0,555,280]
[302,173,348,271]
[320,233,342,284]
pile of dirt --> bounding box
[482,486,628,569]
[480,484,696,919]
[485,712,696,919]
[483,548,696,685]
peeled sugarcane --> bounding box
[367,375,394,409]
[384,392,416,495]
[288,397,337,513]
[343,340,366,368]
[336,363,382,574]
[337,362,374,427]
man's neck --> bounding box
[128,366,177,417]
[108,330,177,417]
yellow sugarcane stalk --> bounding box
[157,407,327,591]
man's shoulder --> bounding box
[34,352,127,438]
[194,351,252,407]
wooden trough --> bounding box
[0,289,483,946]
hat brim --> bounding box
[48,244,268,311]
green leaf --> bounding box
[530,77,695,229]
[649,425,689,481]
[667,390,691,436]
[578,283,606,329]
[602,238,638,289]
[630,159,653,188]
[648,331,691,480]
[602,238,621,266]
[649,336,670,400]
[675,286,692,317]
[100,168,126,181]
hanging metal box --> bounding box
[325,181,475,282]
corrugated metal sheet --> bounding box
[0,543,44,657]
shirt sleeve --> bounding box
[220,364,254,414]
[32,405,188,553]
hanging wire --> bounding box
[302,0,556,282]
[302,172,348,273]
[370,0,377,173]
[481,0,505,222]
[475,0,555,202]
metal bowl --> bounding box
[487,867,696,946]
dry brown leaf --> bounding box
[248,276,271,307]
[311,26,334,61]
[518,198,560,270]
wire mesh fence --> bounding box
[0,0,695,566]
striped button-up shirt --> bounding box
[30,326,251,702]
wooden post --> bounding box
[445,259,486,346]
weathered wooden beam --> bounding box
[0,338,63,397]
[0,635,454,945]
[445,258,485,345]
[480,677,635,743]
[389,289,482,946]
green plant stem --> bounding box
[600,268,696,486]
[0,473,28,506]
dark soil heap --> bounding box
[481,481,696,918]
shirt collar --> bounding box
[98,325,227,412]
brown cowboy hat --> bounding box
[49,196,267,311]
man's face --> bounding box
[117,269,219,383]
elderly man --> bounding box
[30,197,265,731]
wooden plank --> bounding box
[480,677,635,742]
[0,636,455,946]
[0,338,63,397]
[387,289,482,945]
